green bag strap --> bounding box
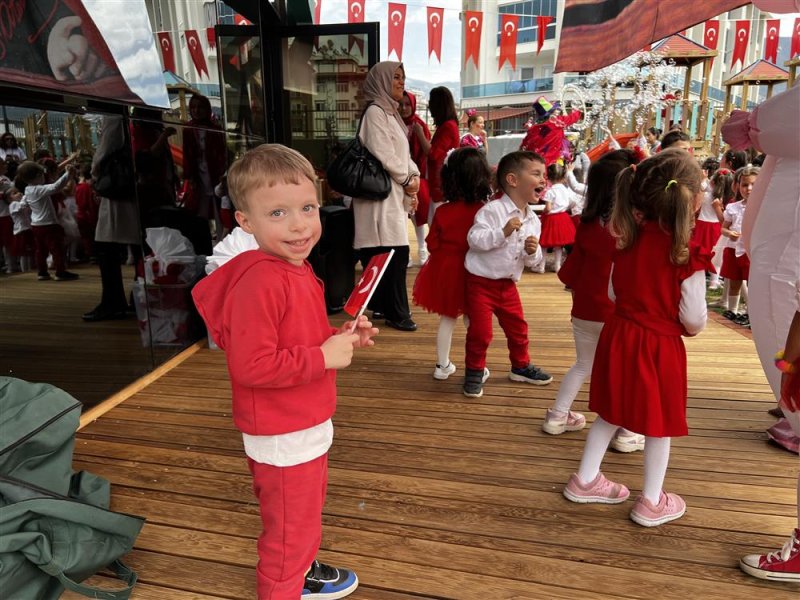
[44,559,137,600]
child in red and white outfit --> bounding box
[413,147,490,381]
[74,163,98,260]
[540,163,579,273]
[8,189,32,272]
[461,150,554,398]
[0,159,18,273]
[15,160,78,281]
[702,168,734,290]
[545,149,645,453]
[563,149,710,527]
[192,145,375,600]
[721,166,759,325]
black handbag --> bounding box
[93,131,135,201]
[326,105,392,201]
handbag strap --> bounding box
[355,102,375,140]
[50,559,137,600]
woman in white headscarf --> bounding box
[353,61,420,331]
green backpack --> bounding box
[0,377,145,599]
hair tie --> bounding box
[443,148,456,166]
[665,179,678,191]
[466,108,477,117]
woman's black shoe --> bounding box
[372,311,384,320]
[385,318,417,332]
[82,306,127,322]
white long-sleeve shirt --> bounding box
[20,171,70,226]
[544,182,581,215]
[465,194,543,282]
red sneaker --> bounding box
[740,529,800,582]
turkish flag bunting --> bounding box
[764,19,780,63]
[344,250,395,318]
[348,0,365,23]
[464,11,483,67]
[233,13,252,26]
[314,0,322,24]
[427,6,444,62]
[792,18,800,58]
[185,30,209,79]
[537,16,553,55]
[156,32,175,73]
[388,3,406,60]
[703,20,719,50]
[206,28,216,50]
[349,34,365,56]
[731,20,750,71]
[499,15,519,70]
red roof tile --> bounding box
[652,34,715,59]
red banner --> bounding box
[464,11,482,68]
[233,13,252,26]
[764,19,780,63]
[387,3,406,61]
[314,0,322,24]
[348,34,365,56]
[344,251,394,317]
[731,20,750,71]
[206,28,216,50]
[348,0,365,23]
[157,32,176,73]
[537,16,553,55]
[499,15,519,71]
[703,20,719,50]
[427,6,444,62]
[793,18,800,58]
[185,29,208,79]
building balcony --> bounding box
[462,77,554,99]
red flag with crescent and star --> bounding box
[206,28,216,50]
[387,3,406,61]
[233,13,252,26]
[464,11,483,68]
[344,250,395,318]
[764,19,780,63]
[348,0,365,23]
[156,32,175,73]
[731,20,750,71]
[703,20,719,51]
[185,29,208,79]
[314,0,322,24]
[537,16,553,55]
[427,6,444,62]
[792,18,800,58]
[499,15,519,70]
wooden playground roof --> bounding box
[652,34,717,66]
[724,59,790,86]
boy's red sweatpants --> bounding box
[31,223,66,273]
[464,273,530,371]
[247,453,327,600]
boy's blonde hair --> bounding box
[227,144,317,211]
[610,148,702,265]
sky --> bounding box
[320,2,800,84]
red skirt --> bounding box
[589,315,688,437]
[12,229,34,256]
[413,250,468,318]
[540,212,576,248]
[691,220,721,256]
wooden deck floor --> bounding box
[71,268,800,599]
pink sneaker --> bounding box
[629,491,686,527]
[740,528,800,581]
[563,472,630,504]
[542,409,586,435]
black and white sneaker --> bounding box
[509,364,553,385]
[463,367,490,398]
[302,560,358,599]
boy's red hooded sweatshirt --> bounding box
[192,250,337,436]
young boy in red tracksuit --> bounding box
[192,144,378,599]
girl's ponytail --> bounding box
[609,165,638,250]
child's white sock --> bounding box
[727,294,740,313]
[436,316,457,368]
[708,272,719,287]
[577,417,618,484]
[642,436,671,504]
[553,247,563,273]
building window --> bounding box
[521,67,534,80]
[336,82,349,93]
[336,101,349,111]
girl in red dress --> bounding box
[426,87,460,222]
[540,163,579,273]
[563,149,711,527]
[412,148,491,380]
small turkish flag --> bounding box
[765,19,780,64]
[792,18,800,58]
[427,6,444,63]
[464,10,482,68]
[348,0,365,24]
[156,32,175,73]
[313,0,322,24]
[185,30,209,79]
[387,3,406,61]
[206,28,216,50]
[537,16,553,55]
[344,251,395,318]
[499,15,519,71]
[703,20,719,51]
[731,20,750,71]
[233,13,252,26]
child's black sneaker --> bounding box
[733,313,750,326]
[37,272,51,281]
[54,271,79,281]
[721,310,737,320]
[302,560,358,598]
[463,367,490,398]
[509,364,553,385]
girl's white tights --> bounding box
[552,318,603,414]
[577,417,618,483]
[553,247,563,273]
[436,316,456,368]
